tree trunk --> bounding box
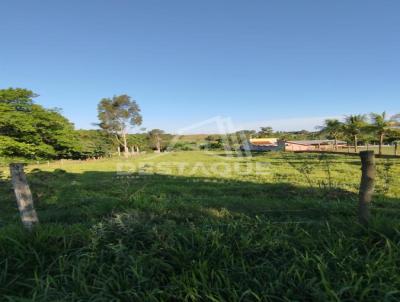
[334,137,338,151]
[122,131,129,157]
[156,137,161,153]
[9,164,39,230]
[354,135,358,153]
[117,146,121,157]
[358,151,376,225]
[379,133,384,156]
[395,142,398,156]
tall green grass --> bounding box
[0,151,399,301]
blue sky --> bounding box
[1,0,399,133]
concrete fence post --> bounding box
[9,163,39,230]
[358,151,376,225]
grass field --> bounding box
[321,145,398,156]
[1,151,400,301]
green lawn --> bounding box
[1,151,400,301]
[324,145,398,156]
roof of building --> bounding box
[287,140,347,146]
[249,138,278,146]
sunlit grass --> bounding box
[0,151,400,300]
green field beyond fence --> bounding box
[331,145,398,156]
[1,151,400,301]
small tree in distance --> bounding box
[258,126,274,138]
[318,119,343,150]
[369,112,400,155]
[97,95,142,157]
[344,114,367,153]
[148,129,164,153]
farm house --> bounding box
[242,138,347,152]
[241,138,282,151]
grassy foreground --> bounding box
[1,151,400,301]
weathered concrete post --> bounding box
[9,164,39,230]
[358,151,376,225]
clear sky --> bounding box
[1,0,399,133]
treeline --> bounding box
[0,88,172,160]
[168,115,400,155]
[202,114,400,155]
[1,87,399,159]
[318,114,400,155]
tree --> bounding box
[205,135,222,142]
[318,119,343,150]
[127,133,148,152]
[0,88,79,159]
[257,126,274,138]
[203,135,224,150]
[148,129,164,152]
[344,115,367,153]
[97,95,142,157]
[369,112,400,155]
[76,129,114,158]
[0,87,37,110]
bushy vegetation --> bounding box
[0,88,123,160]
[1,151,400,300]
[0,88,79,159]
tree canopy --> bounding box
[97,95,142,156]
[318,119,343,150]
[369,112,400,154]
[0,88,79,159]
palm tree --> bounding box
[318,119,343,150]
[344,115,367,153]
[369,112,400,155]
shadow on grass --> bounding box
[1,168,399,227]
[1,170,400,301]
[214,152,364,166]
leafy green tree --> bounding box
[344,115,368,153]
[148,129,165,152]
[203,135,224,150]
[0,88,79,159]
[257,126,274,138]
[97,95,142,157]
[205,135,222,142]
[76,130,114,158]
[127,133,148,152]
[369,112,400,155]
[318,119,343,150]
[0,87,37,110]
